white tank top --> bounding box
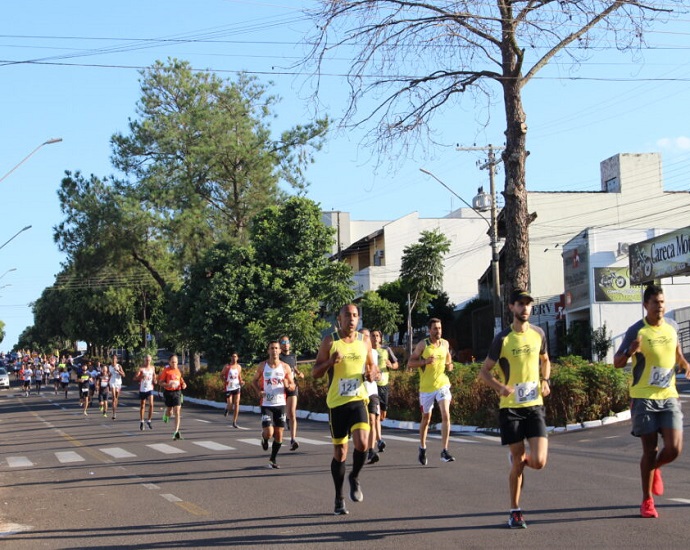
[138,367,154,392]
[261,362,287,407]
[225,366,241,392]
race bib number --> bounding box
[339,378,360,397]
[168,380,180,390]
[515,381,538,404]
[264,392,276,403]
[649,366,673,388]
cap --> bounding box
[510,289,534,304]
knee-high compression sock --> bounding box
[352,448,367,479]
[270,441,282,462]
[331,458,346,499]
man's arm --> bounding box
[251,366,263,395]
[407,340,430,369]
[478,357,513,397]
[312,335,336,379]
[363,334,379,382]
[283,366,296,392]
[676,343,690,379]
[540,353,551,397]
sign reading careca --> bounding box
[629,226,690,285]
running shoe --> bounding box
[261,437,269,451]
[139,421,144,431]
[268,460,280,469]
[146,420,153,430]
[377,439,386,453]
[418,447,427,466]
[367,450,380,465]
[334,498,349,515]
[441,449,455,462]
[348,472,363,502]
[223,409,229,417]
[112,414,116,420]
[162,413,169,423]
[173,431,183,440]
[232,422,239,429]
[652,468,664,496]
[508,510,527,528]
[640,498,658,518]
[83,410,88,416]
[290,440,299,451]
[102,411,107,417]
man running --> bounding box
[251,341,296,469]
[59,367,70,398]
[479,289,551,529]
[159,354,187,440]
[408,318,455,465]
[279,336,304,451]
[372,330,398,453]
[108,354,125,420]
[95,364,110,417]
[614,284,690,518]
[361,329,382,465]
[78,362,92,415]
[21,363,33,397]
[313,304,378,515]
[134,354,156,431]
[220,352,244,428]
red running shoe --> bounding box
[652,468,664,496]
[640,498,658,518]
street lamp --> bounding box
[0,267,17,280]
[0,138,63,184]
[0,226,32,252]
[419,167,502,334]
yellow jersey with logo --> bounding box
[419,338,451,393]
[487,324,547,409]
[618,318,679,399]
[376,347,392,387]
[326,332,368,408]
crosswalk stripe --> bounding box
[147,443,186,455]
[238,438,262,447]
[292,437,331,446]
[100,447,137,459]
[376,434,419,443]
[56,451,85,463]
[6,457,33,468]
[193,441,235,451]
[428,434,476,444]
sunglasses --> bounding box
[279,340,289,344]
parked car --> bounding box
[0,367,9,389]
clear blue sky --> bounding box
[1,0,689,349]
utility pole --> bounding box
[457,144,505,334]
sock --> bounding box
[352,448,366,478]
[270,441,282,462]
[331,458,346,499]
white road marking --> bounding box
[55,451,85,463]
[147,443,186,455]
[142,483,160,490]
[428,434,476,444]
[668,498,690,504]
[291,437,331,446]
[193,441,235,451]
[161,494,182,502]
[195,419,211,423]
[100,447,137,459]
[238,438,263,446]
[6,456,33,468]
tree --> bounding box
[305,1,684,299]
[360,290,403,336]
[400,229,451,357]
[0,320,5,346]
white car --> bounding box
[0,367,9,389]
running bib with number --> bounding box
[649,366,673,388]
[514,381,538,404]
[339,378,360,397]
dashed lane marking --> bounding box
[6,457,33,468]
[100,447,137,459]
[147,443,186,455]
[55,451,85,463]
[193,441,235,451]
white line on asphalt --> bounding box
[471,434,501,442]
[147,443,186,455]
[428,434,477,444]
[6,457,33,468]
[100,447,137,459]
[668,498,690,504]
[291,437,331,446]
[374,434,418,443]
[56,451,85,463]
[238,438,263,446]
[161,494,182,502]
[193,441,235,451]
[142,483,160,490]
[195,419,211,423]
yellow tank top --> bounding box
[419,338,451,393]
[326,332,368,408]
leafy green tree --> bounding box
[0,320,5,346]
[360,290,402,336]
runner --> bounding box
[312,304,378,515]
[108,354,125,420]
[159,354,187,440]
[34,361,43,395]
[251,342,296,469]
[613,284,690,518]
[52,361,61,395]
[78,363,92,415]
[59,367,71,399]
[478,289,551,529]
[95,364,110,417]
[360,329,382,465]
[134,354,156,430]
[372,329,398,454]
[21,362,32,397]
[279,336,304,451]
[220,352,244,428]
[408,318,456,465]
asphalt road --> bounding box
[1,380,690,549]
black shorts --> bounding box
[367,394,380,416]
[225,389,240,398]
[261,406,286,428]
[60,382,69,389]
[139,390,153,401]
[22,380,31,388]
[377,385,389,411]
[164,390,182,408]
[329,400,370,445]
[80,385,90,396]
[98,388,109,402]
[286,385,299,398]
[499,406,548,446]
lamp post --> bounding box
[0,268,17,280]
[0,138,63,184]
[0,226,32,252]
[419,167,502,334]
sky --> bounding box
[1,0,689,349]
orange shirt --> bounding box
[158,366,186,391]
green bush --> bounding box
[184,356,631,429]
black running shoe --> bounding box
[418,447,427,466]
[440,449,455,463]
[261,437,269,451]
[290,440,299,451]
[334,498,349,515]
[378,439,386,453]
[268,460,280,469]
[367,450,380,465]
[348,472,363,502]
